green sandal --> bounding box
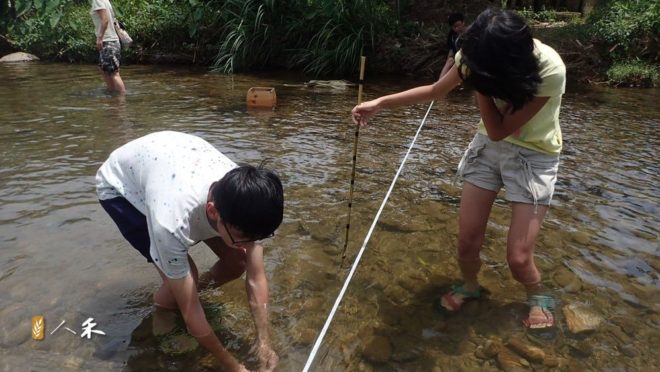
[524,294,556,329]
[434,284,483,314]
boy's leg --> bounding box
[101,72,114,91]
[98,41,125,94]
[205,237,247,286]
[110,72,126,95]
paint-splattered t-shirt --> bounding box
[96,131,237,279]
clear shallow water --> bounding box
[0,62,658,371]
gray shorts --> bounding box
[98,41,121,75]
[456,134,560,206]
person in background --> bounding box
[97,131,283,371]
[439,12,466,79]
[352,8,566,331]
[90,0,125,94]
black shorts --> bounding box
[99,197,152,262]
[98,41,121,75]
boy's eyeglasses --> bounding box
[223,221,274,244]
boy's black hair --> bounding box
[457,8,541,111]
[448,12,464,26]
[213,165,284,240]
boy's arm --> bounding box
[94,9,110,50]
[439,50,455,79]
[165,273,247,371]
[245,244,278,371]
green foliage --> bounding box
[6,0,199,62]
[517,8,558,23]
[589,0,660,61]
[209,0,277,73]
[285,0,395,76]
[607,59,658,86]
[8,1,95,61]
[198,0,396,76]
[113,0,192,61]
[6,0,655,84]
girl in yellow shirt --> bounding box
[352,8,566,330]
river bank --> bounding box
[1,0,657,87]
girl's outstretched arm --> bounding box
[351,64,462,127]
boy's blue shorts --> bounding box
[99,197,153,263]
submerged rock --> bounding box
[362,335,392,363]
[506,337,545,363]
[483,338,503,358]
[496,347,528,371]
[552,267,582,292]
[159,334,199,355]
[562,303,603,334]
[569,339,594,357]
[0,52,39,62]
[152,309,178,336]
[572,230,591,245]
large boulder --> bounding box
[0,52,40,63]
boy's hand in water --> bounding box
[351,99,381,127]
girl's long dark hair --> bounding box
[457,8,541,111]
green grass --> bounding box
[607,60,659,87]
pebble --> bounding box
[552,267,582,292]
[573,231,591,245]
[159,334,198,355]
[562,303,603,333]
[543,355,560,367]
[618,344,638,358]
[496,347,527,371]
[362,335,392,363]
[62,356,84,369]
[506,337,545,363]
[483,339,503,358]
[152,310,177,336]
[570,340,593,357]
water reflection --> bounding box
[0,63,658,371]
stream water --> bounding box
[0,62,658,371]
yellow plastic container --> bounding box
[246,87,277,109]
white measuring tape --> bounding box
[302,101,435,371]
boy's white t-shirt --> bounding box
[96,131,237,279]
[90,0,119,42]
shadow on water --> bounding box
[0,62,658,371]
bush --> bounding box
[202,0,397,76]
[517,8,558,23]
[589,0,659,62]
[607,59,658,87]
[8,1,95,61]
[113,0,195,63]
[6,0,199,63]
